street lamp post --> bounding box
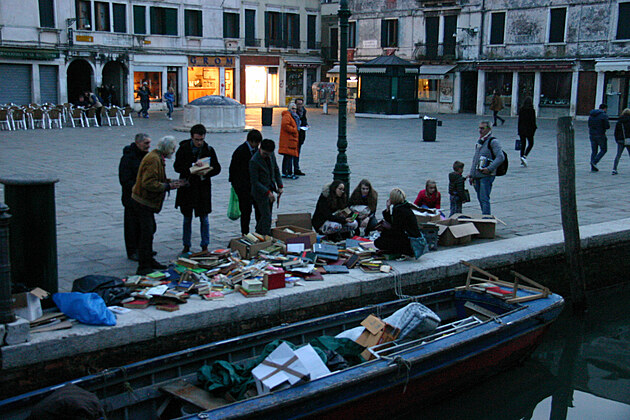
[333,0,352,188]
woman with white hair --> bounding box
[374,187,421,257]
[132,135,184,274]
[279,102,300,179]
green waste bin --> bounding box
[261,107,273,126]
[0,176,59,293]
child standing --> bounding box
[164,87,175,120]
[449,161,467,217]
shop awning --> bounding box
[418,65,456,79]
[326,64,358,77]
[595,60,630,72]
[284,56,323,68]
[358,67,387,74]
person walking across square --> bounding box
[588,103,610,172]
[294,98,308,176]
[174,124,221,254]
[490,90,505,127]
[517,96,537,167]
[468,121,504,215]
[612,108,630,175]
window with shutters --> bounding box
[617,2,630,40]
[113,4,126,33]
[150,7,177,36]
[133,5,145,34]
[185,10,202,37]
[381,19,398,47]
[307,15,317,49]
[286,13,300,48]
[245,10,256,46]
[348,21,356,48]
[224,12,239,38]
[39,0,55,28]
[265,11,283,47]
[489,12,505,45]
[95,2,110,32]
[425,16,438,58]
[548,7,566,43]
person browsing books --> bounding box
[229,129,262,235]
[312,180,359,239]
[250,139,283,236]
[374,188,421,257]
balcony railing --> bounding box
[414,42,458,60]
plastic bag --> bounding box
[227,186,241,221]
[53,292,116,326]
[409,234,429,259]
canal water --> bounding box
[397,288,630,420]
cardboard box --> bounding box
[271,225,318,248]
[263,269,286,290]
[229,235,273,258]
[276,213,312,230]
[11,288,48,321]
[251,342,310,395]
[450,213,500,239]
[412,209,442,224]
[355,314,401,360]
[435,219,479,246]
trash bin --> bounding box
[422,116,438,142]
[261,107,273,126]
[0,176,59,293]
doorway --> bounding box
[518,72,534,109]
[102,61,126,106]
[577,71,597,116]
[67,59,93,104]
[460,71,477,113]
[245,66,278,106]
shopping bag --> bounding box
[227,186,241,221]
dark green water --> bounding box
[399,288,630,420]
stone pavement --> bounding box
[1,107,628,292]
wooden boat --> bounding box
[0,263,564,419]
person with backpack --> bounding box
[468,120,505,215]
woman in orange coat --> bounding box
[279,102,300,179]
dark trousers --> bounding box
[123,205,141,258]
[282,154,296,175]
[590,136,607,165]
[613,142,630,171]
[519,134,534,157]
[295,131,306,171]
[140,100,149,117]
[236,189,260,235]
[254,198,273,236]
[133,201,156,269]
[493,110,504,125]
[374,230,413,256]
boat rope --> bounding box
[392,267,410,300]
[382,355,411,393]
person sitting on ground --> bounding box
[374,188,421,257]
[414,179,441,209]
[348,179,379,236]
[312,180,358,238]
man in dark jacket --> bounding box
[294,98,308,176]
[229,129,262,235]
[118,133,151,260]
[588,103,610,172]
[174,124,221,253]
[250,139,283,235]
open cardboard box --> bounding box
[276,213,312,230]
[412,208,441,224]
[450,213,503,239]
[12,288,49,321]
[271,225,317,249]
[435,219,479,246]
[355,314,400,361]
[228,235,273,258]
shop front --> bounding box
[240,56,280,106]
[187,56,236,102]
[417,65,456,114]
[596,60,630,118]
[284,57,322,105]
[0,47,61,105]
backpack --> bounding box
[487,137,508,176]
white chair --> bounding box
[70,108,85,127]
[119,106,134,126]
[11,109,28,130]
[0,109,13,130]
[84,107,99,127]
[29,108,47,129]
[47,108,63,129]
[104,106,121,126]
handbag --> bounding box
[622,123,630,146]
[227,186,241,221]
[409,234,429,259]
[462,189,471,203]
[514,138,521,151]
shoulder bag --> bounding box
[622,123,630,146]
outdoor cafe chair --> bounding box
[119,106,134,126]
[84,107,99,127]
[47,108,63,129]
[11,109,28,130]
[0,109,13,130]
[70,108,86,128]
[29,108,47,129]
[104,106,121,126]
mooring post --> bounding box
[556,116,587,312]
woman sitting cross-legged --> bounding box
[374,188,422,257]
[312,180,359,239]
[348,179,379,236]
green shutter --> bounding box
[38,0,55,28]
[165,8,177,35]
[134,5,146,34]
[381,20,387,47]
[113,4,126,33]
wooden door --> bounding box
[577,71,596,116]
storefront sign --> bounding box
[0,47,59,60]
[75,35,94,42]
[478,62,573,71]
[286,63,319,69]
[188,56,235,67]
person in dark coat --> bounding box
[174,124,221,253]
[137,82,150,118]
[374,188,421,257]
[517,96,537,167]
[118,133,151,260]
[588,103,610,172]
[229,129,262,235]
[294,98,308,176]
[612,108,630,175]
[249,139,283,236]
[312,180,358,238]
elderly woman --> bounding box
[374,188,421,257]
[132,136,184,275]
[312,180,358,239]
[279,102,300,179]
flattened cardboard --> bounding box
[251,342,310,395]
[271,225,317,248]
[276,213,312,230]
[450,213,499,239]
[435,220,479,246]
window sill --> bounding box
[545,42,566,46]
[611,39,630,44]
[186,36,202,40]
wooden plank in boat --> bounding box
[160,379,227,410]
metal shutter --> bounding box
[39,65,58,104]
[0,64,32,105]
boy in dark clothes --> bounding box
[449,160,467,217]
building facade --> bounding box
[0,0,322,108]
[322,0,630,118]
